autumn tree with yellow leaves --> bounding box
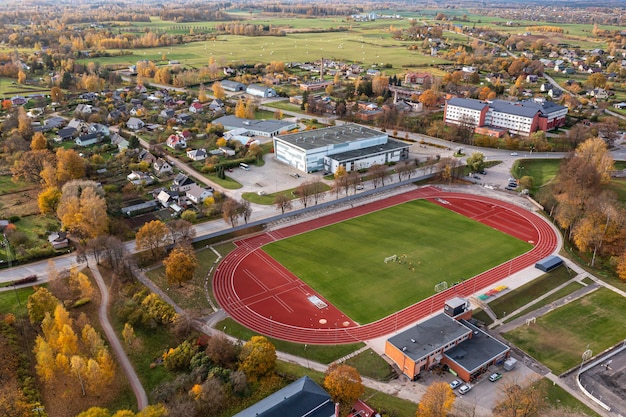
[416,381,456,417]
[324,363,364,417]
[163,247,198,287]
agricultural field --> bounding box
[263,199,531,323]
[81,24,451,70]
[504,288,626,374]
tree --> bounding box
[310,179,326,205]
[238,335,276,381]
[240,199,252,224]
[122,323,136,347]
[135,220,171,258]
[465,152,485,173]
[324,364,364,417]
[57,184,109,239]
[51,86,63,103]
[27,287,60,324]
[616,251,626,282]
[368,164,387,188]
[38,186,62,214]
[167,219,196,245]
[56,148,86,185]
[235,99,246,118]
[17,70,26,84]
[71,272,94,299]
[206,334,240,368]
[163,247,198,287]
[493,380,547,417]
[198,84,209,102]
[274,194,292,214]
[586,72,607,89]
[298,181,313,208]
[419,89,438,108]
[30,131,47,151]
[416,381,456,417]
[212,81,225,100]
[222,198,241,227]
[11,149,54,184]
[575,137,613,184]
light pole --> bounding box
[270,316,273,338]
[304,344,309,369]
[517,165,525,178]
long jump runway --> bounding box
[212,186,559,344]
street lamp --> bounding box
[517,165,525,177]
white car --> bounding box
[458,384,472,395]
[356,184,364,190]
[449,379,462,389]
[510,152,518,156]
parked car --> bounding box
[473,175,481,180]
[458,384,472,395]
[479,169,487,175]
[356,184,364,190]
[505,186,516,191]
[489,372,503,382]
[450,379,462,389]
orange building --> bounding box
[385,298,510,382]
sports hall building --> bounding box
[272,123,410,174]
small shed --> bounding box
[535,255,563,272]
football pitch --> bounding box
[263,199,532,324]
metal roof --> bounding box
[387,314,472,361]
[444,320,510,373]
[329,139,409,162]
[233,376,334,417]
[447,97,489,111]
[274,123,386,151]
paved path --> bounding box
[89,264,148,410]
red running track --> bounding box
[212,186,559,344]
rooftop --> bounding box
[447,97,488,111]
[444,320,510,373]
[275,123,386,151]
[387,314,472,361]
[330,139,409,162]
[233,376,333,417]
[213,115,296,135]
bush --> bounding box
[8,215,20,223]
[72,298,92,308]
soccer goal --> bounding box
[525,317,536,326]
[384,255,397,264]
[434,281,448,293]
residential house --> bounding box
[75,132,103,147]
[186,148,207,161]
[166,134,187,150]
[67,118,88,132]
[219,147,236,157]
[48,231,69,250]
[43,116,66,130]
[11,96,27,106]
[186,183,212,204]
[111,133,129,151]
[80,92,97,101]
[157,189,178,208]
[89,123,110,137]
[171,173,195,192]
[404,72,433,85]
[589,88,609,100]
[176,113,192,124]
[548,88,562,99]
[526,74,538,83]
[189,102,204,114]
[127,171,154,186]
[138,149,157,164]
[208,99,225,113]
[540,83,552,93]
[55,127,77,142]
[153,158,173,176]
[75,103,93,115]
[160,108,176,119]
[127,117,145,130]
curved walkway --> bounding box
[213,186,559,344]
[90,264,148,410]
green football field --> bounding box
[263,199,532,324]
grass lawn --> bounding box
[488,266,575,318]
[504,281,584,323]
[512,159,562,194]
[201,172,243,189]
[242,183,331,205]
[217,317,363,364]
[264,100,304,113]
[536,378,602,417]
[607,177,626,202]
[0,286,33,315]
[145,246,218,314]
[344,349,396,382]
[264,199,532,323]
[504,288,626,374]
